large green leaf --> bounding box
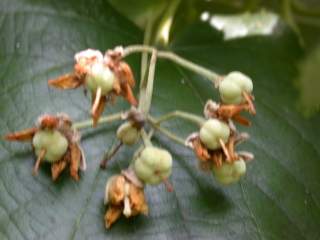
[0,0,319,239]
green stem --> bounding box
[140,16,155,88]
[148,116,186,146]
[122,45,221,85]
[139,49,157,115]
[282,0,304,46]
[155,0,181,45]
[73,112,122,130]
[141,129,153,147]
[292,0,320,17]
[152,110,205,126]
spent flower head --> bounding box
[5,113,86,181]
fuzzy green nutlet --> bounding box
[212,159,246,185]
[32,129,68,163]
[219,71,253,104]
[199,119,230,150]
[134,147,172,185]
[86,62,116,95]
[116,122,140,145]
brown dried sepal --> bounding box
[5,127,38,141]
[5,114,85,181]
[104,174,148,229]
[204,96,256,126]
[106,50,138,107]
[190,134,240,170]
[48,73,84,89]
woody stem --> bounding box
[123,45,221,86]
[100,141,123,169]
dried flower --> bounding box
[104,169,148,229]
[186,130,251,171]
[5,113,86,181]
[204,99,255,126]
[48,48,137,126]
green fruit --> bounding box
[134,147,172,185]
[86,63,116,95]
[116,122,140,145]
[32,130,68,163]
[199,119,230,150]
[219,71,253,104]
[212,159,246,185]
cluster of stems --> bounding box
[73,45,220,147]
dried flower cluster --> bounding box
[5,47,257,229]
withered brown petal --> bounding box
[217,104,244,119]
[112,78,121,94]
[91,95,107,127]
[232,114,251,126]
[193,139,210,161]
[119,62,135,88]
[121,83,137,106]
[51,159,68,181]
[48,73,83,89]
[5,127,38,141]
[129,184,148,216]
[212,153,223,167]
[226,136,237,161]
[105,206,122,229]
[108,175,125,205]
[70,142,81,181]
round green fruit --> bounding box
[32,130,68,163]
[212,159,246,185]
[86,63,116,95]
[219,71,253,104]
[116,122,140,145]
[199,119,230,150]
[134,147,172,185]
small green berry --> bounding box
[116,122,140,145]
[212,159,246,185]
[219,71,253,104]
[199,119,230,150]
[134,147,172,185]
[32,130,68,163]
[86,63,116,95]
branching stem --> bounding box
[123,45,221,85]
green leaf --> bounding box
[1,1,320,240]
[296,44,320,116]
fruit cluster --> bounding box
[5,46,256,229]
[187,71,256,184]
